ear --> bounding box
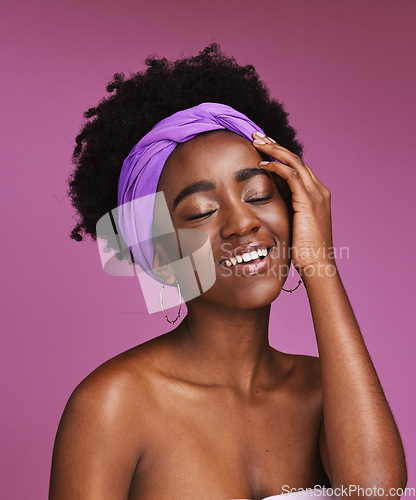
[152,243,176,285]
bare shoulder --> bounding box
[70,341,154,401]
[49,333,171,499]
[63,331,173,426]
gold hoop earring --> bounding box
[160,279,182,324]
[282,280,302,293]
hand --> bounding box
[252,131,335,277]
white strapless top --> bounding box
[234,487,335,500]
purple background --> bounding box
[1,1,415,498]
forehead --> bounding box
[157,130,262,192]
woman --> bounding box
[49,44,407,499]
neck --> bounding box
[171,300,275,392]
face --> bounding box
[154,130,292,310]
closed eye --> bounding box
[186,210,217,221]
[187,196,273,221]
[247,195,273,203]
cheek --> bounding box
[266,200,291,237]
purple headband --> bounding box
[117,102,268,281]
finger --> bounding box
[302,163,322,186]
[264,138,328,194]
[303,163,331,198]
[258,160,308,204]
[252,133,315,190]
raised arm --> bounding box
[49,365,143,500]
[252,131,407,498]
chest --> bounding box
[129,386,327,499]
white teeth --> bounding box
[222,248,269,267]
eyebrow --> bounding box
[172,168,271,211]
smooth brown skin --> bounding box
[49,131,407,500]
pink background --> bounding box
[1,0,415,498]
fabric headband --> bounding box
[117,101,269,282]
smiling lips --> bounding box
[220,246,273,268]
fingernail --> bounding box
[268,137,277,143]
[254,131,266,138]
[253,138,267,145]
[259,161,269,167]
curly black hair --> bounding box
[67,42,303,256]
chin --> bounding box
[197,278,284,310]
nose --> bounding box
[220,198,261,239]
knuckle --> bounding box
[323,186,331,198]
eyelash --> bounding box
[187,195,273,221]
